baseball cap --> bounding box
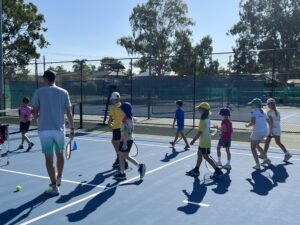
[195,102,210,110]
[248,98,262,106]
[267,98,276,104]
[110,92,120,100]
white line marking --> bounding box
[281,112,299,121]
[20,152,197,225]
[182,200,210,207]
[0,168,106,189]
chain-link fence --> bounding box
[2,49,300,132]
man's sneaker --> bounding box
[17,145,24,150]
[252,164,261,170]
[26,142,34,152]
[186,168,200,177]
[138,164,146,179]
[56,176,62,186]
[261,158,271,165]
[211,168,223,179]
[184,145,190,150]
[223,163,232,170]
[112,159,119,168]
[216,161,222,167]
[283,153,292,162]
[113,172,126,180]
[169,141,175,147]
[44,184,59,196]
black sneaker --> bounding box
[211,168,223,179]
[138,164,146,179]
[113,172,126,180]
[26,142,34,152]
[17,145,24,150]
[112,159,119,168]
[186,168,200,176]
[125,162,129,170]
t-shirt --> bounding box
[267,109,281,130]
[121,118,134,142]
[108,102,124,129]
[175,108,184,129]
[198,118,211,148]
[220,119,232,140]
[250,108,268,133]
[30,85,71,132]
[19,106,33,122]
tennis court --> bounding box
[0,128,299,225]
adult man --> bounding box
[31,70,74,196]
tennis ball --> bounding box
[16,185,22,191]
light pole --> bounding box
[0,0,4,110]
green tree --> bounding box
[229,0,300,73]
[117,0,194,76]
[3,0,49,74]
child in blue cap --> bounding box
[113,102,146,180]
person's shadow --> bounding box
[246,170,274,196]
[0,193,51,225]
[212,170,232,194]
[161,147,188,162]
[263,162,290,187]
[66,181,120,222]
[178,177,214,214]
[56,168,116,204]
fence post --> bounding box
[35,59,38,89]
[130,58,133,104]
[193,55,197,128]
[79,60,83,129]
[147,56,152,120]
[271,50,276,98]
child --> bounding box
[108,92,127,169]
[169,100,190,150]
[245,98,271,170]
[186,102,223,179]
[263,98,292,162]
[113,102,146,180]
[216,107,233,170]
[17,97,34,151]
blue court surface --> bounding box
[0,130,299,225]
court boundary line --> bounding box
[20,152,197,225]
[0,168,107,189]
[182,200,210,207]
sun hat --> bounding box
[195,102,210,110]
[248,98,262,106]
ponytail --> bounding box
[273,104,279,117]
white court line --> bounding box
[20,152,197,225]
[0,168,106,189]
[281,112,299,121]
[182,200,210,207]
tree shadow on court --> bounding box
[211,170,232,194]
[246,170,274,196]
[56,168,116,204]
[66,181,120,222]
[0,193,52,225]
[178,177,214,215]
[160,147,188,162]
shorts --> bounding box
[38,130,65,155]
[250,131,267,141]
[119,140,133,153]
[198,147,211,154]
[19,121,30,132]
[217,139,231,148]
[268,128,281,137]
[112,128,121,140]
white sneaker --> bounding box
[216,161,222,167]
[284,153,292,162]
[44,184,59,196]
[56,176,62,186]
[223,163,232,170]
[261,158,271,165]
[252,164,261,170]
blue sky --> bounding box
[25,0,241,62]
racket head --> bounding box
[130,141,138,157]
[65,140,72,160]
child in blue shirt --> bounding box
[170,100,190,150]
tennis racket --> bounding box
[130,141,139,157]
[65,139,72,160]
